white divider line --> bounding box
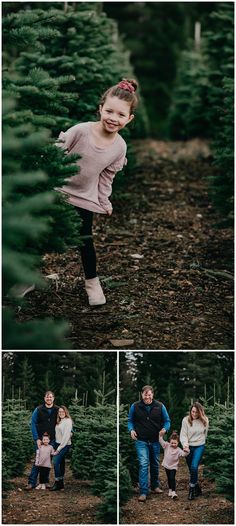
[117,350,119,525]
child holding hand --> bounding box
[159,430,189,499]
[56,78,138,306]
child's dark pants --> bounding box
[76,207,96,279]
[39,466,50,484]
[165,468,177,491]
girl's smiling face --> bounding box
[170,439,178,449]
[42,435,50,445]
[99,95,134,133]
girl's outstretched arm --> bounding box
[159,435,168,449]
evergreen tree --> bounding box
[3,2,145,348]
[69,403,117,522]
[104,2,216,136]
[204,400,234,501]
[119,454,133,508]
[205,3,234,223]
[2,351,117,408]
[2,96,70,350]
[167,3,234,222]
[17,357,36,402]
[2,405,34,489]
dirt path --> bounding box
[2,460,102,524]
[121,461,234,524]
[18,139,233,349]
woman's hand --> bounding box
[53,450,59,455]
[106,209,112,216]
[183,444,190,453]
[36,439,42,449]
[131,430,137,440]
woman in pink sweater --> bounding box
[56,79,138,306]
[159,430,189,499]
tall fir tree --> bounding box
[2,2,146,348]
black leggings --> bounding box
[165,468,176,491]
[76,207,97,279]
[39,466,50,484]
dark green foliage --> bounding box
[69,404,117,523]
[119,454,133,508]
[2,352,117,409]
[95,474,117,524]
[168,3,234,222]
[3,310,70,350]
[119,404,138,485]
[2,2,144,347]
[104,2,216,137]
[203,401,234,501]
[2,97,71,349]
[167,48,210,139]
[2,405,34,489]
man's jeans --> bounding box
[186,444,205,485]
[53,445,71,480]
[135,439,160,495]
[28,440,56,487]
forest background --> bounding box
[2,351,234,519]
[119,350,234,508]
[3,1,234,349]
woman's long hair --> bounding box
[56,405,72,425]
[188,401,208,427]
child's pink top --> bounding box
[35,444,55,468]
[159,436,188,470]
[56,122,127,214]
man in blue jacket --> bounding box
[128,384,171,502]
[25,391,59,490]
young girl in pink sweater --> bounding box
[56,79,138,306]
[159,430,189,499]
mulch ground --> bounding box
[121,461,234,524]
[2,460,102,524]
[16,139,233,349]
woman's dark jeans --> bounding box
[186,444,205,485]
[76,207,97,279]
[53,443,71,480]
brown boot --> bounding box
[138,495,147,502]
[85,277,106,306]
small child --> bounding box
[56,78,138,306]
[159,430,189,499]
[35,432,55,490]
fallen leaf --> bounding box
[110,339,134,347]
[130,253,144,259]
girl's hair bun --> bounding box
[122,78,138,92]
[170,430,179,440]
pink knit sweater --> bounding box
[159,436,189,470]
[56,122,127,213]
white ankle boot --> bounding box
[85,277,106,306]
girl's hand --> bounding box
[53,450,59,455]
[131,430,137,440]
[106,209,112,216]
[159,428,166,437]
